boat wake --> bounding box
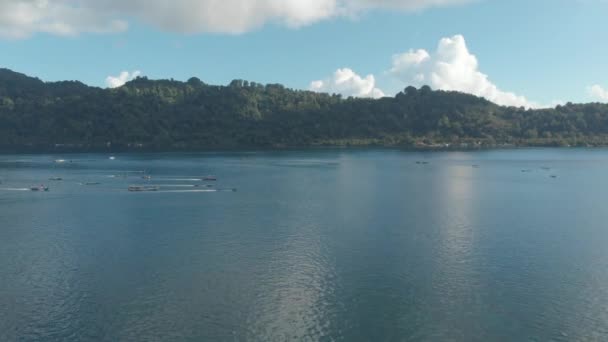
[146,184,199,187]
[157,178,203,182]
[131,189,236,193]
[158,189,218,193]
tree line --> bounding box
[1,68,608,151]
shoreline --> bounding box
[1,143,608,155]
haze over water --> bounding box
[1,149,608,341]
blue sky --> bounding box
[0,0,607,106]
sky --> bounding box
[0,0,607,107]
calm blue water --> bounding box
[1,149,608,341]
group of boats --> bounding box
[15,156,226,192]
[23,173,220,193]
[415,161,559,178]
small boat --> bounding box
[54,159,66,163]
[83,182,100,186]
[142,175,152,180]
[30,185,49,192]
[128,185,160,192]
[550,175,557,178]
[49,177,63,181]
[203,176,217,181]
[109,156,116,160]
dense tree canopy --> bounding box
[1,68,608,151]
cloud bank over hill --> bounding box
[589,85,608,102]
[105,70,141,88]
[311,35,541,108]
[388,35,537,108]
[310,68,385,99]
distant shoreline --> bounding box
[3,68,608,157]
[1,143,607,155]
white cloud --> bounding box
[0,0,471,38]
[389,35,539,108]
[92,0,338,34]
[589,84,608,102]
[0,0,127,39]
[310,68,385,98]
[105,70,141,88]
[343,0,473,12]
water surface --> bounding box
[1,149,608,341]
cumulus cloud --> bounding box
[389,35,539,108]
[589,85,608,102]
[310,68,385,98]
[105,70,141,88]
[0,0,471,38]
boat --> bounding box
[109,156,116,160]
[142,175,152,180]
[30,185,49,192]
[49,177,63,181]
[83,182,100,185]
[203,176,217,181]
[128,185,160,192]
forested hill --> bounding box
[1,68,608,151]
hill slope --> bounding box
[1,68,608,151]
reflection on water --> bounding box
[427,163,480,339]
[243,168,337,340]
[2,149,608,341]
